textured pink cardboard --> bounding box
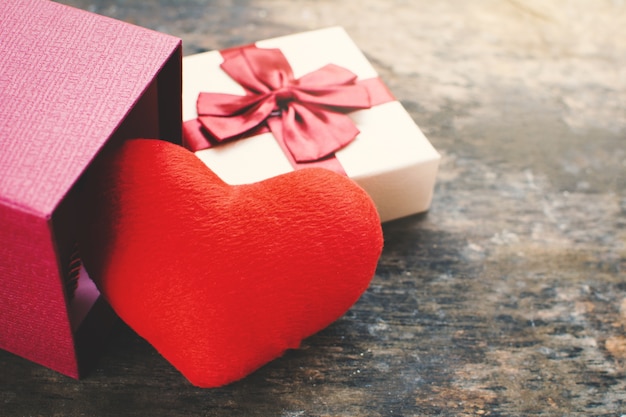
[0,0,182,378]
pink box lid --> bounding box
[0,0,181,217]
[0,0,181,378]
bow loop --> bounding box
[240,47,295,90]
[196,46,372,161]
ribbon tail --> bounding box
[267,115,347,176]
[280,103,360,163]
[183,118,211,151]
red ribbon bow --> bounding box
[194,46,373,163]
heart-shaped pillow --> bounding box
[77,139,382,388]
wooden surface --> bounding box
[2,1,625,415]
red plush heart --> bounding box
[77,139,382,388]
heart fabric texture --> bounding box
[77,139,383,388]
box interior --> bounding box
[52,78,162,333]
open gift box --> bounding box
[0,0,182,378]
[182,27,440,222]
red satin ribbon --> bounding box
[183,45,394,174]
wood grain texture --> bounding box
[1,0,624,415]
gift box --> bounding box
[0,0,182,378]
[182,27,440,222]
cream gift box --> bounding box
[0,0,182,377]
[182,27,439,222]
